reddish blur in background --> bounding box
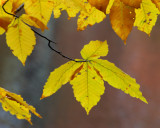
[0,12,160,128]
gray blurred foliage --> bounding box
[0,11,160,128]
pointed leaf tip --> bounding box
[6,18,36,65]
[91,59,147,104]
[40,95,46,100]
[70,63,105,114]
[42,61,83,98]
[110,0,135,42]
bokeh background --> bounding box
[0,11,160,128]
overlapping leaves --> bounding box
[41,40,147,114]
[0,0,160,64]
[0,87,41,124]
[0,0,150,123]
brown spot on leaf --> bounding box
[70,64,84,80]
[91,54,98,58]
[93,67,103,79]
[88,65,92,70]
[147,12,151,16]
[5,94,23,105]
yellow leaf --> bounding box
[120,0,142,8]
[134,0,160,35]
[24,0,54,31]
[80,40,108,60]
[91,59,148,103]
[110,0,135,43]
[152,0,160,11]
[0,87,42,124]
[6,17,36,65]
[70,63,105,114]
[41,61,83,99]
[21,14,47,30]
[52,0,106,31]
[42,40,147,114]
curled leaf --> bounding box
[0,87,42,124]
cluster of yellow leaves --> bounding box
[41,40,147,114]
[0,87,41,124]
[0,0,54,65]
[0,0,106,65]
[0,0,150,122]
[0,0,159,64]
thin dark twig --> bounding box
[2,0,19,18]
[32,29,56,44]
[48,42,86,62]
[2,0,86,62]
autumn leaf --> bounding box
[134,0,160,35]
[6,16,36,65]
[41,61,83,99]
[41,40,147,114]
[110,0,135,43]
[21,14,47,30]
[70,62,105,114]
[52,0,106,31]
[24,0,54,31]
[0,87,42,124]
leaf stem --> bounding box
[2,0,86,63]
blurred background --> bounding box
[0,11,160,128]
